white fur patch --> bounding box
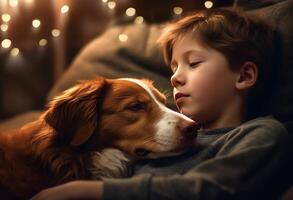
[90,148,132,179]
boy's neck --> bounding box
[200,98,246,130]
[200,114,244,130]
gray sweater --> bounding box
[103,116,291,200]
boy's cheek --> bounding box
[194,77,225,102]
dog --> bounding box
[0,77,199,199]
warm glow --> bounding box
[126,7,136,17]
[0,0,7,6]
[118,34,128,42]
[1,39,12,48]
[61,5,70,13]
[102,0,108,2]
[204,1,213,9]
[107,1,116,9]
[51,29,61,37]
[24,0,34,8]
[32,19,41,28]
[9,0,18,7]
[1,24,8,32]
[173,7,183,15]
[134,16,144,24]
[10,48,19,56]
[2,14,11,22]
[25,0,34,4]
[39,39,47,46]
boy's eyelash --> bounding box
[189,62,201,67]
[170,61,202,72]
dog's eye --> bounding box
[126,103,145,112]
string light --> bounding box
[1,24,8,32]
[2,14,11,22]
[173,7,183,15]
[51,29,61,37]
[125,7,136,17]
[118,34,128,42]
[107,1,116,9]
[39,39,47,46]
[9,0,18,7]
[61,5,69,14]
[134,16,144,24]
[1,39,12,48]
[24,0,34,9]
[10,47,19,56]
[0,0,219,54]
[32,19,41,28]
[204,1,213,9]
[25,0,34,4]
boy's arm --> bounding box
[103,120,291,200]
[31,181,103,200]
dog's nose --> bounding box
[182,124,199,139]
[181,121,200,139]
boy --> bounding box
[31,8,290,200]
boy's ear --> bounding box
[43,77,107,146]
[235,61,258,91]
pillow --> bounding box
[47,24,175,108]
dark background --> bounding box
[0,0,274,120]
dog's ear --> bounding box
[43,77,107,146]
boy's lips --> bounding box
[175,93,190,103]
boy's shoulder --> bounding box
[214,115,290,157]
[225,115,289,143]
[241,115,286,132]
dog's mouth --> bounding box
[134,148,151,157]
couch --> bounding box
[0,0,292,198]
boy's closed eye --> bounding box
[170,61,202,73]
[189,61,202,68]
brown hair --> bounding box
[158,8,277,119]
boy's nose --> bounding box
[170,72,185,87]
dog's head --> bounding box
[43,77,199,159]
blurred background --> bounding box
[0,0,277,120]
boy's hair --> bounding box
[158,8,277,120]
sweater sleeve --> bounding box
[102,119,291,200]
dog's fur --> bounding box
[0,77,198,199]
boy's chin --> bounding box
[178,108,194,118]
[178,107,201,121]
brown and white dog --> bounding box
[0,77,198,199]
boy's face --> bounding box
[170,32,239,123]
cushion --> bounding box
[47,24,175,108]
